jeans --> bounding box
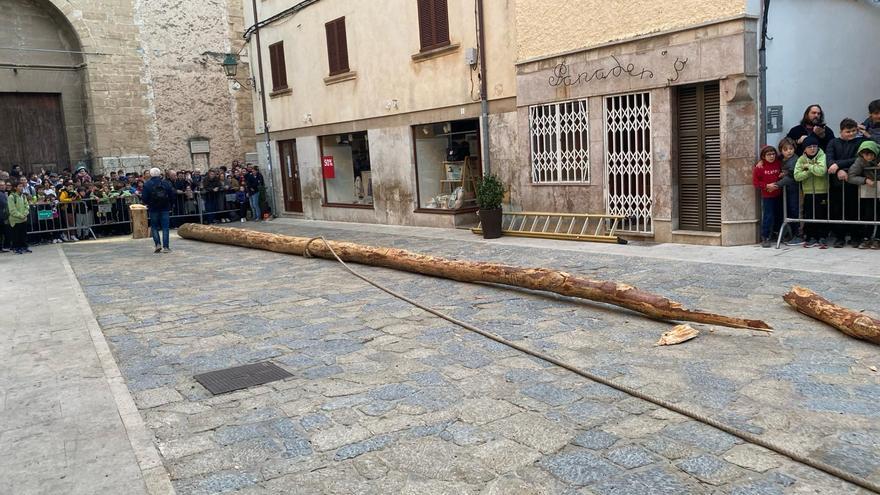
[803,194,829,240]
[150,210,170,248]
[11,222,27,249]
[760,197,781,239]
[249,192,261,220]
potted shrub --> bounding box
[476,174,504,239]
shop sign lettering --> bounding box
[548,52,688,88]
[322,156,335,179]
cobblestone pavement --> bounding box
[63,221,880,494]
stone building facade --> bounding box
[0,0,255,174]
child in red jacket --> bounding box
[753,145,784,247]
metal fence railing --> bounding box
[24,190,253,241]
[776,166,880,249]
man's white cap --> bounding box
[149,168,162,177]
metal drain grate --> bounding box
[194,361,293,395]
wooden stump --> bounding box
[130,205,150,239]
[178,224,772,332]
[783,286,880,345]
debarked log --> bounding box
[178,224,772,331]
[783,286,880,345]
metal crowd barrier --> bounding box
[26,196,137,240]
[775,166,880,248]
[24,189,250,241]
[150,190,248,225]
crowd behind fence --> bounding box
[23,190,254,243]
[776,167,880,249]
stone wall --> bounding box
[0,0,258,173]
[133,0,256,169]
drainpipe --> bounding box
[758,0,770,147]
[250,0,278,218]
[476,0,490,175]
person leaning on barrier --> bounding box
[794,135,830,248]
[8,181,32,254]
[826,118,866,247]
[846,140,880,249]
[0,180,10,253]
[753,145,784,248]
[775,137,803,245]
[142,167,175,254]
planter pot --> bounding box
[479,207,502,239]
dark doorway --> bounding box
[676,82,721,232]
[0,93,70,174]
[278,139,303,213]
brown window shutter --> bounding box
[326,17,349,76]
[417,0,450,51]
[433,0,450,46]
[417,0,433,50]
[336,18,349,74]
[325,21,338,75]
[268,42,287,91]
[676,82,721,232]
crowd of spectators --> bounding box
[0,160,268,254]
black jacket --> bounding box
[787,124,836,156]
[142,177,175,212]
[825,136,866,187]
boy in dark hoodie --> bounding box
[846,140,880,249]
[825,118,865,247]
[859,99,880,145]
[753,145,783,247]
[774,137,802,244]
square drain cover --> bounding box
[194,361,292,395]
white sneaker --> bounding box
[61,234,69,242]
[240,218,245,222]
[71,235,79,242]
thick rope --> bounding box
[313,237,879,494]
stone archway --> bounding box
[0,0,90,172]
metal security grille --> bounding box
[604,92,653,234]
[529,99,590,184]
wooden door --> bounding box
[0,93,70,174]
[278,139,303,213]
[676,83,721,232]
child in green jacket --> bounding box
[8,182,32,254]
[794,135,829,247]
[847,140,880,248]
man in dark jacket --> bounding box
[244,166,261,221]
[825,118,865,246]
[787,104,835,156]
[142,167,175,253]
[0,180,9,252]
[201,169,223,224]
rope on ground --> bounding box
[313,237,880,494]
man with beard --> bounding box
[787,104,835,156]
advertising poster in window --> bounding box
[322,155,335,179]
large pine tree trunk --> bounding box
[178,224,772,331]
[783,286,880,345]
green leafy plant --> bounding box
[476,174,504,210]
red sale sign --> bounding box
[322,156,335,179]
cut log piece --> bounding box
[177,224,772,331]
[655,324,700,346]
[783,286,880,345]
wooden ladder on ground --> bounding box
[471,211,626,244]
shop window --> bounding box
[268,41,288,91]
[529,99,590,184]
[413,119,481,211]
[417,0,450,51]
[325,17,350,76]
[320,131,372,207]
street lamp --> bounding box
[221,53,254,90]
[222,53,239,78]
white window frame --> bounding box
[529,99,590,184]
